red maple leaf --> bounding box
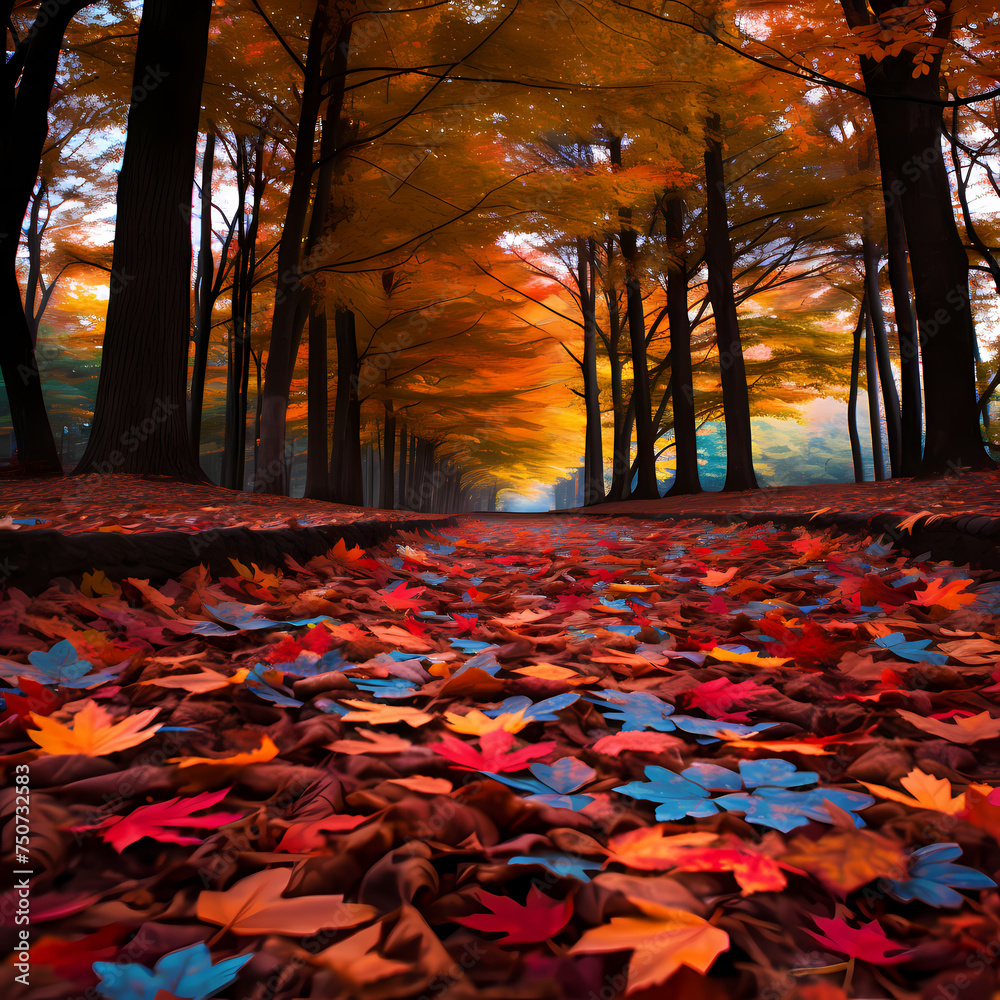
[758,619,840,668]
[0,677,64,723]
[454,886,572,944]
[73,788,244,852]
[451,613,479,634]
[379,581,427,612]
[686,677,762,722]
[806,917,913,965]
[430,730,556,772]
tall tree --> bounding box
[663,196,701,495]
[0,0,90,473]
[838,0,994,472]
[703,112,758,492]
[73,0,212,478]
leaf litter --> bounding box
[1,514,999,999]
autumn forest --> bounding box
[5,0,1000,508]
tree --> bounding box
[73,0,212,479]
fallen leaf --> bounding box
[197,868,379,935]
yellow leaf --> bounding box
[704,647,793,668]
[196,868,378,935]
[27,701,161,757]
[81,569,115,598]
[340,700,434,728]
[723,738,833,755]
[228,557,254,580]
[169,735,280,768]
[443,708,528,735]
[569,896,729,992]
[856,767,967,814]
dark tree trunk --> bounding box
[663,196,701,496]
[840,0,992,471]
[848,296,866,483]
[381,400,396,509]
[703,113,758,492]
[222,134,262,491]
[883,192,923,475]
[605,244,630,502]
[861,230,902,475]
[255,0,335,493]
[864,305,886,481]
[329,308,362,504]
[0,1,90,473]
[73,0,210,479]
[23,179,45,345]
[303,303,330,499]
[188,129,216,461]
[578,236,604,504]
[609,138,657,499]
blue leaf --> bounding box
[449,638,495,654]
[885,843,997,907]
[586,690,675,732]
[713,787,873,832]
[680,762,743,791]
[93,941,253,1000]
[614,765,718,821]
[505,852,601,882]
[873,632,950,665]
[485,693,579,721]
[353,678,419,699]
[453,652,501,677]
[530,757,596,794]
[738,758,817,789]
[671,717,777,740]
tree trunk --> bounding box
[663,196,701,496]
[188,128,216,461]
[703,113,758,491]
[254,0,334,493]
[329,307,362,504]
[23,179,45,345]
[0,1,90,474]
[610,137,657,499]
[848,296,866,483]
[605,244,629,502]
[381,400,396,509]
[840,0,992,471]
[303,303,330,499]
[73,0,211,480]
[861,230,902,475]
[578,236,604,504]
[883,191,923,475]
[864,304,886,481]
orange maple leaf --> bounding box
[27,701,161,756]
[911,577,977,610]
[569,896,729,991]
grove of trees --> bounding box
[4,0,1000,509]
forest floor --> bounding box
[1,477,1000,1000]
